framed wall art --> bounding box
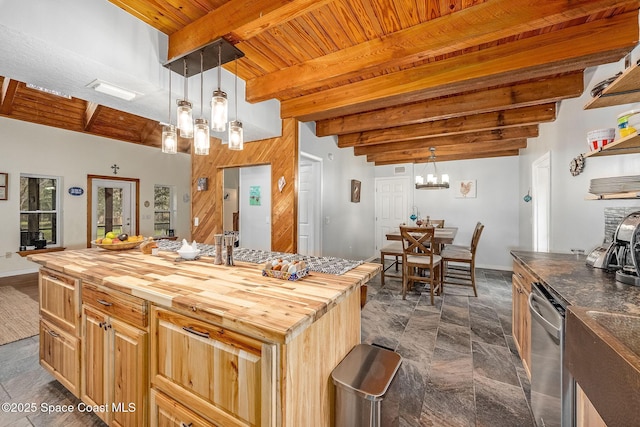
[351,179,361,203]
[0,173,7,200]
[455,180,477,198]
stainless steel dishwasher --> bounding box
[528,282,574,427]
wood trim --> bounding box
[0,78,18,115]
[86,175,140,248]
[83,102,100,131]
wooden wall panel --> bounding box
[191,118,298,253]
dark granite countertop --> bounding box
[511,250,640,315]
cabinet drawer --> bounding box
[151,389,214,427]
[40,318,80,397]
[513,260,533,293]
[39,268,80,333]
[152,307,275,427]
[82,282,147,329]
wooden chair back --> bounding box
[470,222,484,254]
[400,225,436,258]
[430,219,445,228]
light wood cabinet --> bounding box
[38,268,81,397]
[512,260,532,378]
[150,307,275,427]
[81,283,148,427]
[151,389,212,427]
[576,383,607,427]
[39,317,80,397]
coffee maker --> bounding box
[593,211,640,286]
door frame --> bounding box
[86,175,140,247]
[532,152,551,252]
[298,152,323,256]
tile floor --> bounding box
[0,264,534,426]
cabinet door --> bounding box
[111,317,148,427]
[82,305,109,423]
[152,389,214,427]
[512,274,523,354]
[40,268,80,333]
[520,287,532,377]
[40,318,80,397]
[152,307,275,427]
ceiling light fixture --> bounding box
[415,147,449,189]
[211,44,228,133]
[193,50,210,156]
[177,59,193,138]
[87,79,138,101]
[161,65,177,154]
[228,57,243,151]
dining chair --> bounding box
[380,240,403,288]
[440,222,484,297]
[400,225,442,304]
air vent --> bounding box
[394,166,406,175]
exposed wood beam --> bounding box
[0,78,18,115]
[167,0,331,61]
[246,0,627,103]
[139,120,159,145]
[367,140,528,164]
[339,104,555,148]
[373,149,522,166]
[353,126,539,157]
[281,11,638,121]
[317,73,583,137]
[83,102,100,131]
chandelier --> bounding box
[415,147,449,189]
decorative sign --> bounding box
[250,186,261,206]
[351,179,361,203]
[0,172,6,201]
[454,180,477,198]
[68,186,84,196]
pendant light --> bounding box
[211,44,228,132]
[161,64,177,154]
[228,57,243,150]
[193,51,210,155]
[177,58,193,138]
[415,147,449,189]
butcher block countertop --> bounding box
[29,248,381,343]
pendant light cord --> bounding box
[167,64,172,124]
[217,44,222,90]
[200,51,204,116]
[235,56,238,120]
[183,59,188,101]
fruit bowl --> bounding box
[92,240,144,251]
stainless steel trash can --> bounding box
[331,343,402,427]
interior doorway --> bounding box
[532,152,551,252]
[87,175,139,247]
[298,153,322,256]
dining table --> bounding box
[385,226,458,254]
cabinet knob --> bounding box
[180,423,193,427]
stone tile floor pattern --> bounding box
[0,264,533,426]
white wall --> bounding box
[0,117,191,271]
[519,57,640,254]
[375,158,520,270]
[299,122,376,261]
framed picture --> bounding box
[351,179,361,203]
[0,173,6,200]
[455,180,477,198]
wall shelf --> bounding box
[585,191,640,200]
[585,62,640,110]
[582,131,640,158]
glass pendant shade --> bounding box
[194,118,210,155]
[228,120,243,150]
[211,90,228,132]
[162,125,178,154]
[177,100,193,137]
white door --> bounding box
[375,177,410,251]
[298,153,322,256]
[91,179,136,240]
[532,152,551,252]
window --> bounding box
[154,185,175,236]
[20,174,61,247]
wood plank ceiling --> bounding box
[2,0,639,164]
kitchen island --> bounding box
[29,248,381,427]
[511,251,640,427]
